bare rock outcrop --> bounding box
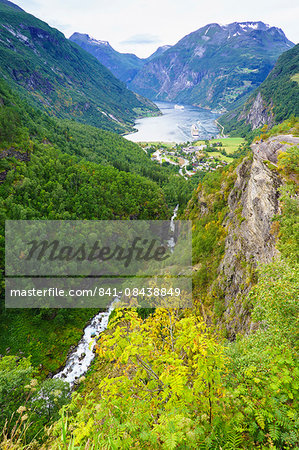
[217,151,281,336]
[251,134,299,163]
[238,92,274,130]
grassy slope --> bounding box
[195,137,245,161]
[195,137,245,154]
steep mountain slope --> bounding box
[69,33,144,84]
[69,33,171,84]
[0,0,22,11]
[0,0,159,133]
[129,22,294,110]
[146,45,172,62]
[184,121,299,337]
[219,44,299,135]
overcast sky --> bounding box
[13,0,299,57]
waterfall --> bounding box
[54,206,179,387]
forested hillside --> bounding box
[0,64,200,374]
[0,78,192,208]
[0,0,159,133]
[40,119,298,450]
[0,73,172,377]
[219,44,299,136]
[0,3,298,449]
[1,109,297,448]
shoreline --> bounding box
[215,119,225,138]
[124,101,219,143]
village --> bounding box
[140,137,245,178]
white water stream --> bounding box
[53,302,116,386]
[54,206,179,387]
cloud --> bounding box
[121,34,162,45]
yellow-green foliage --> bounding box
[258,116,299,141]
[275,183,299,263]
[277,145,299,176]
[47,257,299,449]
[49,309,227,449]
[291,73,299,85]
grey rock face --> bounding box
[238,92,274,129]
[251,134,299,163]
[217,152,281,336]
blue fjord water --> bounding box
[125,101,220,143]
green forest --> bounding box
[1,76,298,446]
[0,76,197,381]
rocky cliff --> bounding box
[220,134,299,336]
[217,154,281,336]
[187,134,298,337]
[237,92,274,130]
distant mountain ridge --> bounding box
[0,0,159,133]
[70,22,294,112]
[69,33,171,84]
[129,21,294,110]
[146,45,172,62]
[69,33,145,84]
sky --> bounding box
[13,0,299,57]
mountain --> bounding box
[219,44,299,135]
[69,33,171,84]
[0,0,23,11]
[146,45,172,62]
[69,23,294,114]
[0,0,159,133]
[129,22,294,110]
[69,33,145,84]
